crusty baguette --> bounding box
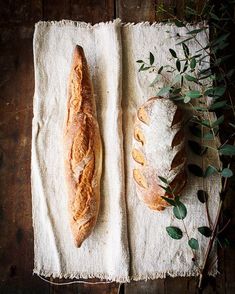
[132,97,187,211]
[64,45,102,247]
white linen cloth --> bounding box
[32,19,221,282]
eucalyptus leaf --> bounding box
[176,59,181,72]
[182,43,189,58]
[176,37,194,45]
[185,74,197,82]
[205,87,226,98]
[198,226,212,237]
[186,90,202,99]
[204,165,218,177]
[166,226,183,240]
[158,176,168,184]
[189,125,202,138]
[209,101,227,110]
[150,75,160,87]
[169,49,177,58]
[173,201,187,220]
[184,96,191,103]
[158,86,171,96]
[190,57,196,69]
[219,144,235,156]
[221,168,233,178]
[174,20,185,27]
[188,164,204,177]
[150,52,154,65]
[212,115,224,127]
[162,196,176,206]
[158,66,164,74]
[188,238,199,250]
[197,190,208,203]
[172,74,181,85]
[182,61,188,73]
[187,28,206,35]
[211,32,230,46]
[203,131,214,140]
[136,60,144,63]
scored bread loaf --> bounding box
[63,45,102,247]
[132,97,187,211]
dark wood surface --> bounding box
[0,1,234,293]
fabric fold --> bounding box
[32,19,129,282]
[32,19,221,282]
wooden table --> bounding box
[0,1,234,293]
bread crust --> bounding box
[132,97,187,211]
[64,46,102,247]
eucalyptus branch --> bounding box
[198,162,231,289]
[138,2,235,292]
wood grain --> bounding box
[0,21,50,294]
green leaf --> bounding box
[210,12,220,21]
[219,144,235,156]
[193,106,207,112]
[209,101,227,111]
[186,90,202,99]
[189,125,202,138]
[150,52,154,65]
[176,59,181,72]
[188,140,207,155]
[162,196,176,206]
[174,20,185,27]
[203,131,214,140]
[200,119,210,128]
[172,74,181,85]
[173,201,187,220]
[205,87,226,98]
[182,43,189,58]
[190,57,196,69]
[211,33,230,46]
[158,66,164,74]
[169,49,177,58]
[182,61,188,73]
[136,60,144,63]
[150,75,160,87]
[184,96,191,103]
[185,74,197,82]
[158,86,171,96]
[187,28,206,35]
[188,238,199,250]
[212,115,224,127]
[221,168,233,178]
[197,190,208,203]
[166,226,183,240]
[176,37,193,45]
[158,176,168,184]
[159,185,172,194]
[188,164,204,177]
[198,226,212,237]
[204,165,217,177]
[140,66,151,71]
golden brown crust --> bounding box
[132,97,187,211]
[64,46,102,247]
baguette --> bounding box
[64,45,102,247]
[132,97,187,211]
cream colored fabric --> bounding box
[32,19,220,282]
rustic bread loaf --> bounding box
[63,45,102,247]
[132,97,187,211]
